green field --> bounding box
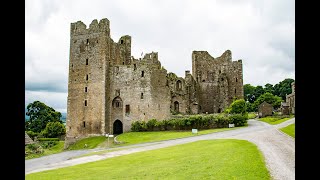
[26,139,270,180]
[116,127,241,146]
[280,123,295,138]
[259,115,294,125]
[67,136,108,150]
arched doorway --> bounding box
[113,120,123,134]
[174,101,179,112]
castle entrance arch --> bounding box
[113,120,123,134]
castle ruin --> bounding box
[65,18,243,146]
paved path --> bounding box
[26,118,295,180]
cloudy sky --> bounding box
[25,0,295,113]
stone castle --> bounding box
[65,18,243,145]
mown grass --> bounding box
[280,123,295,138]
[26,139,270,180]
[67,136,108,150]
[259,115,294,125]
[25,141,65,160]
[115,127,242,146]
[248,112,257,119]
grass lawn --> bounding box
[259,115,294,125]
[26,139,270,180]
[280,123,295,138]
[25,141,65,160]
[115,127,242,146]
[67,136,109,150]
[248,112,257,119]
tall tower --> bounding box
[65,18,111,146]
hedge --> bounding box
[37,138,59,141]
[131,113,248,132]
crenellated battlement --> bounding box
[71,18,110,36]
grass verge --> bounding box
[259,115,294,125]
[115,127,243,146]
[26,139,270,180]
[67,136,108,150]
[280,123,295,138]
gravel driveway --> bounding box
[26,118,295,180]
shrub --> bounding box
[41,121,66,138]
[131,121,142,132]
[146,119,157,131]
[37,138,59,141]
[229,99,247,114]
[229,113,248,127]
[40,141,58,149]
[26,143,44,154]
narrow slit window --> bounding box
[134,64,136,70]
[141,93,144,99]
[126,105,130,115]
[141,71,144,77]
[86,59,88,65]
[235,89,237,94]
[85,100,87,106]
[85,87,87,92]
[236,78,238,82]
[86,39,89,45]
[83,121,86,127]
[86,74,88,81]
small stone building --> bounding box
[280,102,289,115]
[258,101,273,118]
[25,132,34,145]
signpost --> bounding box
[192,129,198,134]
[105,134,114,148]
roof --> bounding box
[258,101,272,108]
[25,132,34,145]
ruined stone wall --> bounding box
[192,50,243,113]
[110,52,171,133]
[66,19,110,142]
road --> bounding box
[26,118,295,180]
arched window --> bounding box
[176,80,182,91]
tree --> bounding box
[264,83,274,94]
[25,101,62,133]
[253,92,283,111]
[41,122,66,138]
[229,99,247,114]
[243,84,256,103]
[273,78,294,100]
[253,86,265,100]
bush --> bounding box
[229,113,248,127]
[26,143,44,155]
[229,99,247,114]
[40,141,58,149]
[146,119,157,131]
[37,138,59,141]
[41,121,66,138]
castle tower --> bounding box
[65,18,111,146]
[192,50,243,113]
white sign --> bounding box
[105,134,109,137]
[192,129,198,134]
[229,124,235,128]
[109,135,114,137]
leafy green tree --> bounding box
[273,78,294,99]
[253,92,283,111]
[264,83,274,94]
[40,121,66,138]
[243,84,256,103]
[246,101,255,112]
[253,86,265,100]
[229,99,247,114]
[25,101,62,133]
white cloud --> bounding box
[25,0,295,113]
